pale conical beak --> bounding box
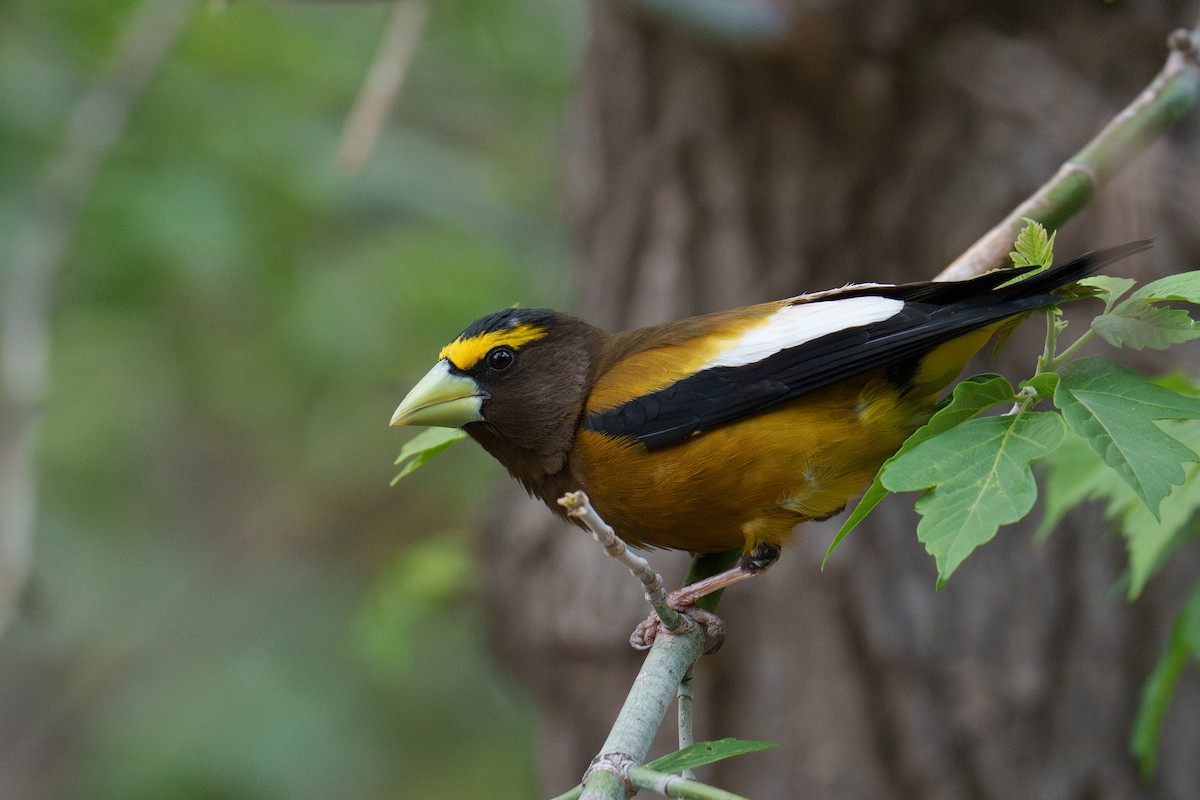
[390,360,486,427]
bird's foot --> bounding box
[629,552,777,653]
[629,591,726,654]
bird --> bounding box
[390,242,1148,644]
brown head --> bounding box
[390,307,608,502]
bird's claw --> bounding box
[628,615,659,651]
[629,604,725,654]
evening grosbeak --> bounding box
[390,242,1147,636]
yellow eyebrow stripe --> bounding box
[439,322,548,370]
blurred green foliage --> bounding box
[0,0,582,797]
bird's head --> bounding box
[391,307,606,478]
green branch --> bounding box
[626,765,752,799]
[938,25,1200,282]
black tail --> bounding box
[869,240,1151,307]
[766,239,1154,412]
[996,239,1152,301]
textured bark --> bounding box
[483,2,1200,797]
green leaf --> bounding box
[1118,455,1200,597]
[823,375,1016,567]
[1128,270,1200,305]
[1037,427,1200,597]
[1053,356,1200,517]
[1079,275,1137,308]
[1093,270,1200,350]
[391,427,469,485]
[1035,431,1113,541]
[643,739,778,774]
[1131,579,1200,782]
[1010,218,1056,269]
[883,411,1065,587]
[1020,371,1060,402]
[1091,299,1200,350]
[1153,371,1200,396]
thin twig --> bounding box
[627,765,753,800]
[936,24,1200,282]
[336,0,430,174]
[677,670,696,780]
[559,491,691,636]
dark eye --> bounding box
[485,346,516,373]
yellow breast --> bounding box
[572,373,925,555]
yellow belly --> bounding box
[572,374,930,555]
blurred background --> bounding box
[1,1,582,798]
[4,1,1200,799]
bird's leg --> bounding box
[666,564,759,605]
[630,544,780,653]
[679,542,781,605]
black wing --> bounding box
[583,241,1149,449]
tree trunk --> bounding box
[483,2,1200,797]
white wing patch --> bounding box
[702,296,905,369]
